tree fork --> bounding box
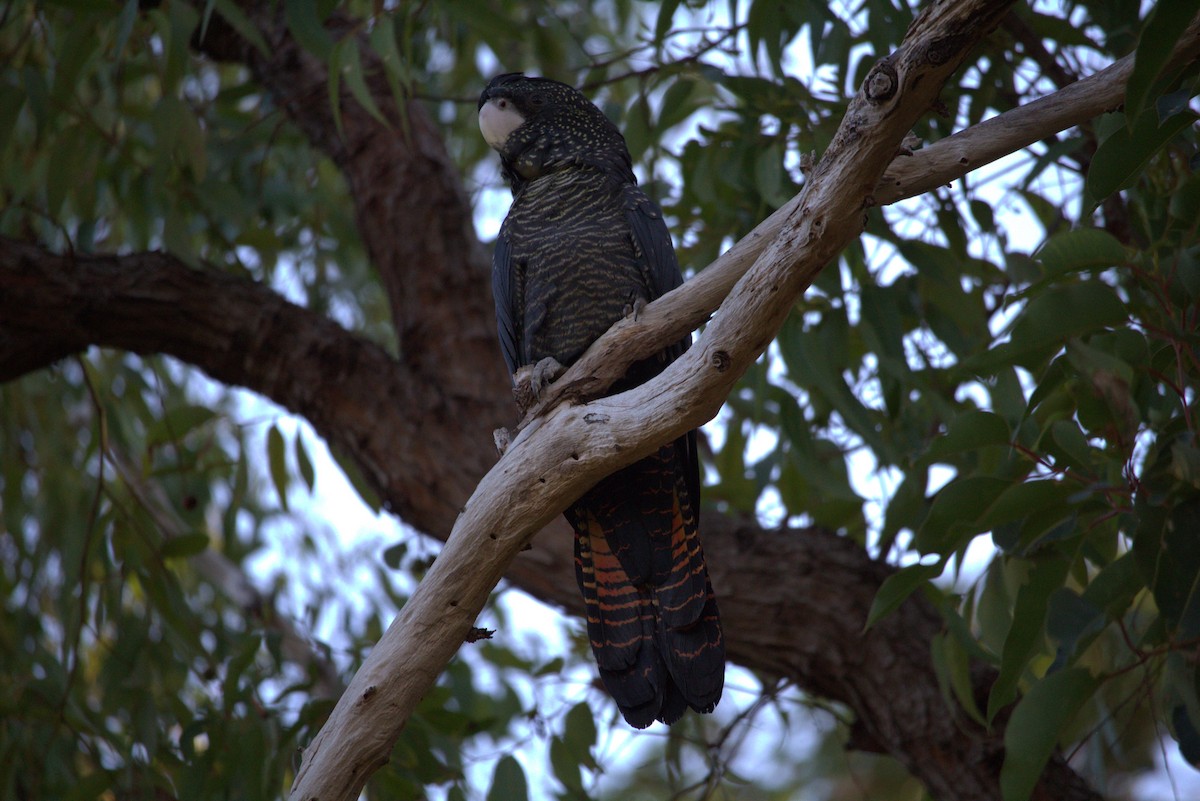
[286,2,1035,799]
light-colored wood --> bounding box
[289,1,1022,797]
[875,16,1200,204]
[516,14,1200,427]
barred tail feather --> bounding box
[567,436,725,728]
[658,444,724,711]
[572,508,662,728]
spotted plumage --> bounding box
[479,73,724,728]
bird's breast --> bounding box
[503,171,644,365]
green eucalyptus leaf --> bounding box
[1086,108,1197,208]
[1125,0,1198,123]
[267,424,290,512]
[146,404,217,448]
[295,431,315,491]
[866,560,944,630]
[1000,667,1097,801]
[1032,228,1125,278]
[916,476,1009,556]
[487,756,528,801]
[924,410,1012,462]
[337,39,391,128]
[285,0,333,61]
[968,282,1128,373]
[209,0,270,55]
[988,555,1071,723]
[160,531,210,559]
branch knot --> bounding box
[864,59,899,103]
[925,35,967,66]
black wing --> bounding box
[623,185,684,305]
[622,184,702,537]
[491,232,520,377]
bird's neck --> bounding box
[508,162,628,201]
[500,120,635,192]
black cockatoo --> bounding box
[478,73,724,728]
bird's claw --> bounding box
[512,356,564,415]
[623,294,648,321]
[493,427,515,455]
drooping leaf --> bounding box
[1133,494,1200,640]
[988,554,1072,722]
[549,738,582,792]
[924,410,1012,462]
[916,476,1009,555]
[487,755,528,801]
[931,630,986,726]
[654,0,682,44]
[0,83,25,154]
[1045,587,1104,670]
[382,540,407,570]
[335,38,391,128]
[285,0,333,61]
[295,431,315,491]
[112,0,139,59]
[146,404,218,448]
[1032,228,1126,279]
[267,423,290,512]
[1000,667,1097,801]
[368,13,411,118]
[1080,552,1141,620]
[160,531,211,559]
[1125,0,1198,123]
[657,76,700,132]
[1047,419,1093,473]
[968,282,1129,373]
[866,561,944,630]
[1086,108,1197,208]
[563,700,598,768]
[208,0,270,55]
[976,480,1078,545]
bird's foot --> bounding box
[623,294,648,321]
[512,356,564,415]
[493,426,515,455]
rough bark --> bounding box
[12,1,1195,799]
[192,0,514,530]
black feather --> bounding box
[480,74,724,728]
